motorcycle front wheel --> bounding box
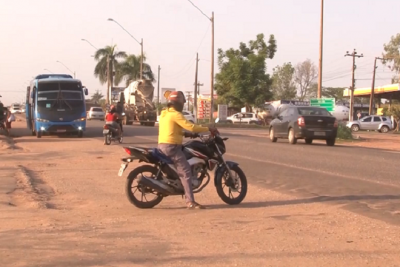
[125,165,164,209]
[216,165,248,205]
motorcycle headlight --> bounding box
[74,117,86,122]
[36,118,49,122]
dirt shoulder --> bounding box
[344,131,400,151]
[1,122,400,266]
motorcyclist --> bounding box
[105,105,122,138]
[158,91,219,210]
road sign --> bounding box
[310,98,335,112]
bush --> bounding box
[337,124,353,140]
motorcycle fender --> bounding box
[214,161,239,187]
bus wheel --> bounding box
[36,131,42,138]
[78,131,83,138]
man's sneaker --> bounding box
[187,202,206,209]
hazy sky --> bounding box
[0,0,399,105]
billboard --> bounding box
[160,88,176,102]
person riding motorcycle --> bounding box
[105,105,122,138]
[158,91,219,209]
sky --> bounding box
[0,0,399,106]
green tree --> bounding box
[271,62,296,100]
[382,33,400,83]
[214,33,277,110]
[294,59,318,101]
[115,54,155,86]
[323,87,345,101]
[94,45,127,103]
[91,90,104,104]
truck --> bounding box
[118,79,157,126]
[26,74,89,138]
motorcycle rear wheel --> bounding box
[104,134,111,145]
[125,165,164,209]
[216,165,248,205]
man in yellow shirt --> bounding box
[158,91,218,209]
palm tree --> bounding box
[94,45,127,103]
[114,54,155,86]
[91,90,104,104]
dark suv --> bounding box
[269,106,338,146]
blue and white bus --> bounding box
[26,74,89,138]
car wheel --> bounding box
[227,120,233,124]
[288,128,297,144]
[326,138,336,146]
[351,124,360,132]
[380,126,389,133]
[269,127,277,142]
[305,138,313,144]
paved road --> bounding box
[10,119,400,225]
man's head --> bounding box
[167,91,186,112]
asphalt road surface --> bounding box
[60,119,400,226]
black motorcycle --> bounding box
[0,119,9,136]
[117,132,247,209]
[103,120,123,145]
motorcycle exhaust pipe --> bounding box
[137,175,175,196]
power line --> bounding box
[186,0,211,20]
[163,24,210,79]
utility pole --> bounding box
[210,11,215,122]
[157,65,161,104]
[345,49,364,121]
[369,57,384,115]
[140,38,143,80]
[194,53,199,121]
[317,0,324,98]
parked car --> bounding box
[346,115,392,133]
[87,107,105,121]
[182,111,196,123]
[269,106,338,146]
[226,113,261,124]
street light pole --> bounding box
[108,18,143,80]
[56,60,75,78]
[81,39,98,50]
[317,0,324,98]
[186,1,215,122]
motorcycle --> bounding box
[0,119,9,136]
[103,120,123,145]
[117,132,248,209]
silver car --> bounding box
[347,115,392,133]
[87,107,105,121]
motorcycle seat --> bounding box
[151,149,173,164]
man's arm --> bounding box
[174,112,209,133]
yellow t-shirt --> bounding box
[158,108,209,144]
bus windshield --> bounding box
[37,81,84,111]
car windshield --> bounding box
[297,107,331,116]
[92,108,103,112]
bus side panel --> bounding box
[26,86,32,130]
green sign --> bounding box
[310,98,335,112]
